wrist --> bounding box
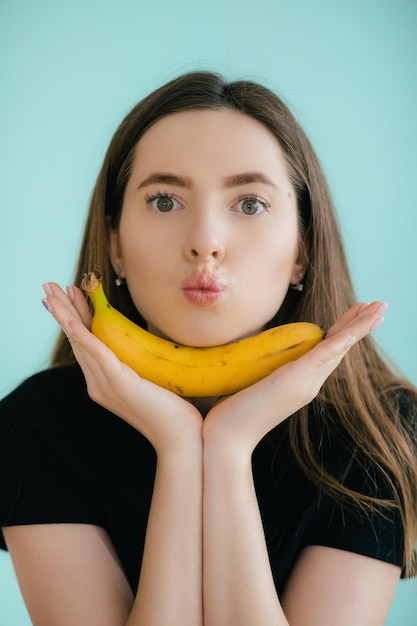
[203,427,253,481]
[155,422,203,462]
[202,408,255,464]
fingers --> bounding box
[42,282,92,332]
[42,283,77,332]
[324,301,369,337]
[43,286,128,405]
[42,283,95,373]
[292,302,387,397]
[66,285,92,328]
[325,301,388,341]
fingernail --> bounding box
[42,298,52,313]
[42,283,53,296]
[66,286,75,302]
[375,302,389,315]
[370,316,384,332]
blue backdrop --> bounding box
[1,0,416,622]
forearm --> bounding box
[128,440,203,626]
[202,438,288,626]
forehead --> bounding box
[132,108,288,174]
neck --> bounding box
[186,395,224,418]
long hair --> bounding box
[51,71,417,575]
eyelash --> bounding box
[145,191,182,212]
[234,193,270,215]
[144,191,270,215]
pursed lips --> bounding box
[181,272,226,306]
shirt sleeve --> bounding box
[306,488,405,569]
[304,393,417,575]
[0,369,102,550]
[303,433,407,573]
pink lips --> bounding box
[181,272,225,306]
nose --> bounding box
[183,211,226,263]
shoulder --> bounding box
[0,365,154,459]
[0,365,146,447]
[0,366,86,408]
[0,366,88,460]
[0,366,86,436]
[0,366,85,409]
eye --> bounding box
[235,196,268,216]
[145,193,181,213]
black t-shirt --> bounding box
[0,366,408,595]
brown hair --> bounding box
[51,71,417,575]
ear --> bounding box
[106,218,126,279]
[290,244,307,287]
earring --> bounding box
[115,268,126,287]
[290,272,304,292]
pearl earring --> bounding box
[115,268,126,287]
[290,273,304,292]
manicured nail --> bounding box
[42,283,53,296]
[370,316,385,332]
[66,286,75,302]
[375,302,389,316]
[42,298,52,313]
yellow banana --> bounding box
[81,271,324,397]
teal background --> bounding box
[1,0,416,622]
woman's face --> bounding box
[109,108,304,347]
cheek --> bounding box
[119,220,177,312]
[119,215,158,270]
[235,249,290,310]
[252,236,298,281]
[247,236,299,304]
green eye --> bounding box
[241,198,261,215]
[156,196,174,212]
[146,193,181,213]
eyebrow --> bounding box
[137,171,279,191]
[137,173,192,189]
[223,171,279,190]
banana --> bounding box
[81,271,324,397]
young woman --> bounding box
[1,71,416,625]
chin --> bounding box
[148,325,230,348]
[176,326,265,348]
[147,316,267,348]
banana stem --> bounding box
[80,270,102,294]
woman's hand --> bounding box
[203,300,388,454]
[42,282,204,625]
[42,282,203,455]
